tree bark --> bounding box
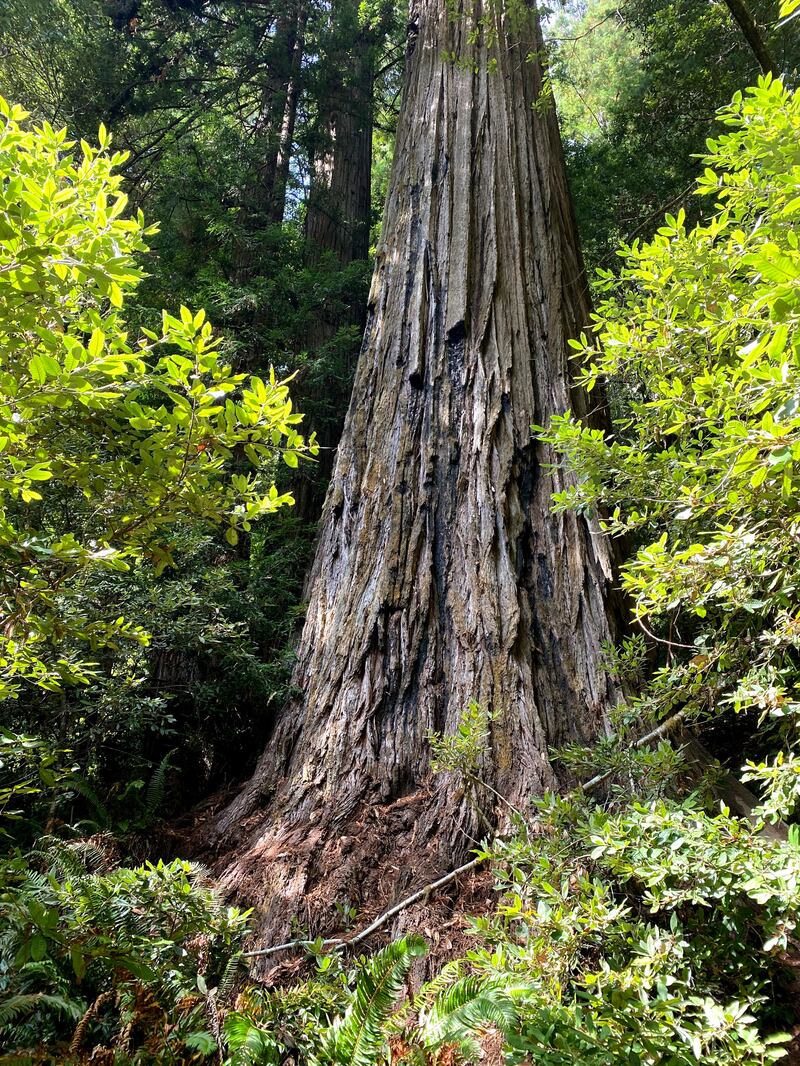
[271,6,307,225]
[304,13,374,267]
[210,0,622,954]
[232,5,307,287]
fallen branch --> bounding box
[243,708,688,961]
[580,708,687,793]
[242,858,482,959]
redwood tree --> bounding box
[211,0,622,949]
[293,0,389,520]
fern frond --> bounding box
[223,1013,280,1065]
[218,952,247,1002]
[321,935,426,1066]
[145,750,176,817]
[0,992,82,1029]
[68,836,114,873]
[417,976,519,1057]
[63,774,109,827]
[411,960,465,1010]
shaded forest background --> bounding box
[1,0,794,818]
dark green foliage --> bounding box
[0,838,249,1058]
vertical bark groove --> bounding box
[209,0,622,954]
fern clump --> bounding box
[0,838,249,1059]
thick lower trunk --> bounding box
[210,0,622,954]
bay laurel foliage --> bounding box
[532,75,800,1060]
[0,98,312,1060]
[0,97,314,703]
[544,0,800,275]
[540,74,800,825]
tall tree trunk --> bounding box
[210,0,622,953]
[293,12,376,520]
[304,16,374,267]
[233,6,306,286]
[270,6,307,225]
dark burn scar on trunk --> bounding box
[446,320,466,395]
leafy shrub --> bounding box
[530,74,800,1063]
[541,75,800,823]
[0,96,313,701]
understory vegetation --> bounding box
[2,0,800,1063]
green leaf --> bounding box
[30,934,47,962]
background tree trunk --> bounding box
[210,0,622,953]
[722,0,778,76]
[304,7,374,268]
[270,6,307,225]
[292,3,378,523]
[233,5,307,287]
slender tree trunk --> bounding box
[722,0,778,76]
[304,20,374,267]
[270,6,307,224]
[233,7,306,286]
[210,0,622,954]
[293,13,376,520]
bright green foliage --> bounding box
[222,939,428,1066]
[425,700,797,1063]
[513,72,800,1065]
[547,0,642,144]
[318,936,427,1066]
[0,0,386,795]
[585,798,800,954]
[0,98,313,700]
[428,701,495,778]
[462,794,792,1065]
[407,969,520,1060]
[541,75,800,823]
[223,938,522,1066]
[547,0,799,271]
